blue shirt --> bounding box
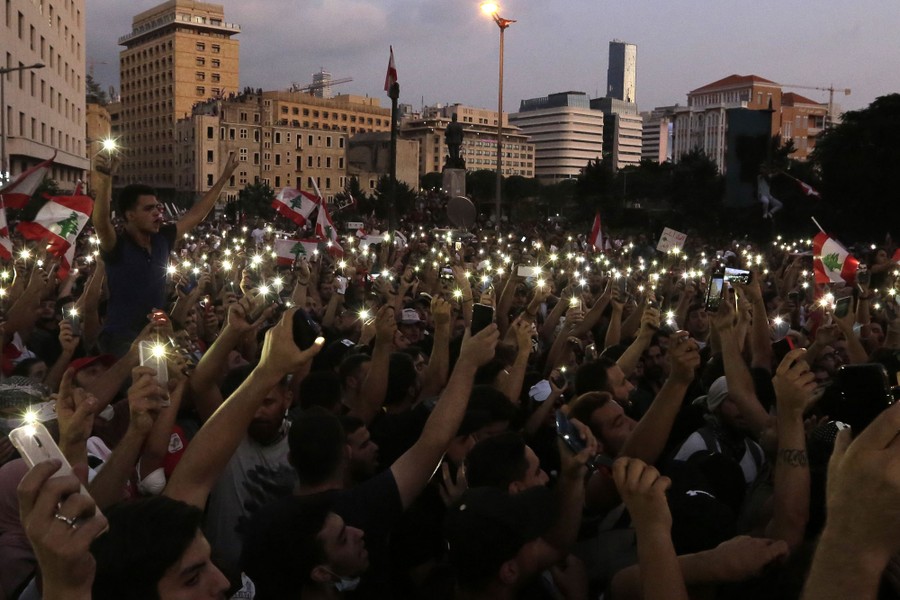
[101,224,176,337]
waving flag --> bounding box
[0,207,11,260]
[272,187,318,227]
[18,192,93,279]
[813,232,859,284]
[314,202,342,257]
[274,238,319,267]
[588,213,603,252]
[384,46,398,93]
[0,153,56,209]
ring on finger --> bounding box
[53,512,78,529]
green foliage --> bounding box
[420,171,443,191]
[811,93,900,236]
[236,181,275,220]
[85,74,108,106]
[373,175,416,219]
[574,158,617,222]
[669,149,724,230]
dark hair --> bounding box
[465,432,528,489]
[91,496,203,600]
[118,183,156,214]
[243,495,334,599]
[575,357,616,395]
[298,370,341,411]
[384,352,417,406]
[288,407,347,486]
[469,385,516,427]
[11,357,45,378]
[338,352,370,388]
[339,414,365,436]
[567,391,613,438]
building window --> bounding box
[196,86,205,96]
[211,44,220,53]
[239,148,248,161]
[206,150,214,163]
[207,126,214,139]
[196,42,205,52]
[196,57,205,67]
[239,128,247,139]
[275,176,281,187]
[253,152,259,165]
[274,132,281,144]
[339,138,345,149]
[325,157,331,168]
[196,71,205,81]
[211,59,220,68]
[207,174,214,186]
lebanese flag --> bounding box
[17,194,93,274]
[272,188,318,227]
[796,179,821,199]
[383,46,398,93]
[315,202,343,256]
[0,207,12,259]
[274,238,318,267]
[588,213,603,252]
[0,153,56,209]
[813,232,859,284]
[892,249,900,263]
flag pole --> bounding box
[811,217,825,234]
[388,81,399,232]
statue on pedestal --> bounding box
[444,114,466,170]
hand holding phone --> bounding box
[470,303,494,335]
[555,410,610,472]
[138,340,169,389]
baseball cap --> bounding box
[445,486,556,584]
[68,354,117,374]
[692,376,728,412]
[400,308,422,325]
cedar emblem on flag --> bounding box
[384,46,398,93]
[813,232,859,285]
[17,191,93,279]
[272,187,318,227]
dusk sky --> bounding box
[87,0,899,117]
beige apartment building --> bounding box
[118,0,240,190]
[175,90,406,204]
[3,0,89,185]
[401,103,534,180]
[85,101,111,192]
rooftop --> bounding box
[689,74,778,95]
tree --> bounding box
[85,74,108,106]
[236,181,275,221]
[575,158,616,222]
[669,149,724,234]
[811,93,900,237]
[373,175,416,220]
[420,172,443,191]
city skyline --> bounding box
[87,0,896,117]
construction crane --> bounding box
[289,77,353,95]
[778,83,851,127]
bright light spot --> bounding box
[258,285,270,296]
[101,138,117,152]
[167,265,177,275]
[359,309,370,320]
[150,343,167,359]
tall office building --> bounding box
[510,92,604,183]
[118,0,240,191]
[607,40,637,104]
[312,68,332,99]
[2,0,89,185]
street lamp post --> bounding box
[481,3,514,226]
[0,62,45,182]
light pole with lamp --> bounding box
[480,2,514,226]
[0,62,45,182]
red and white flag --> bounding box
[0,207,12,260]
[0,153,56,209]
[813,232,859,285]
[272,187,318,227]
[274,238,319,267]
[384,46,398,93]
[17,192,93,279]
[796,179,821,199]
[588,213,603,252]
[315,202,343,256]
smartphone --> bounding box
[724,267,752,285]
[292,308,322,350]
[772,336,795,365]
[334,275,348,295]
[834,296,852,319]
[856,269,871,287]
[64,308,82,337]
[471,303,494,335]
[617,277,627,297]
[834,363,894,434]
[705,269,726,312]
[9,422,104,523]
[517,266,540,278]
[555,410,611,471]
[138,339,170,391]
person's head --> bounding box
[468,385,516,440]
[398,308,425,344]
[694,376,749,433]
[91,496,229,600]
[298,370,342,413]
[575,357,634,406]
[338,353,371,397]
[11,357,47,382]
[223,364,291,444]
[242,495,369,599]
[568,391,635,457]
[70,354,116,389]
[36,298,57,325]
[120,184,162,235]
[642,342,668,381]
[445,486,556,594]
[339,415,379,481]
[686,304,710,340]
[400,346,428,388]
[465,432,548,493]
[384,352,420,407]
[289,407,348,487]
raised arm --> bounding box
[175,153,238,239]
[164,308,322,509]
[390,325,499,509]
[616,306,659,378]
[619,331,699,464]
[91,155,117,253]
[418,297,451,400]
[348,305,395,424]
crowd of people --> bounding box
[3,158,900,600]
